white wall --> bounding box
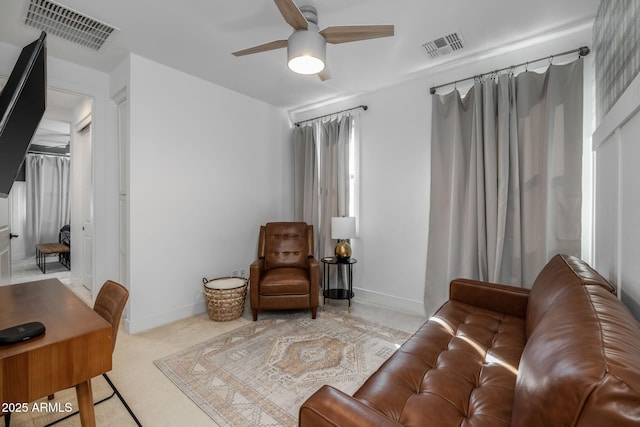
[291,23,593,316]
[350,80,431,315]
[593,72,640,319]
[117,55,290,333]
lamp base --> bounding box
[335,240,352,260]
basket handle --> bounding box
[202,277,209,285]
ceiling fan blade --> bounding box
[320,25,394,44]
[318,66,331,81]
[273,0,308,30]
[231,40,288,56]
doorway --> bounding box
[4,88,94,294]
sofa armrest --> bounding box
[299,385,402,427]
[449,278,530,318]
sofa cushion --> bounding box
[513,283,640,426]
[352,300,526,426]
[263,222,309,270]
[526,254,615,337]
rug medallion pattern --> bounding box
[154,310,411,427]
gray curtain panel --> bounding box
[25,154,71,255]
[293,115,352,258]
[293,125,317,227]
[426,59,584,309]
[319,115,351,258]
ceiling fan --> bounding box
[231,0,394,81]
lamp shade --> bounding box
[287,29,326,75]
[331,217,356,239]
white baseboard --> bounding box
[124,289,427,333]
[352,286,427,316]
[125,300,206,334]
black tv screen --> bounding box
[0,31,47,198]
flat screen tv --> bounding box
[0,31,47,198]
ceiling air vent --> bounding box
[24,0,118,52]
[422,32,465,58]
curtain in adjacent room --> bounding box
[25,154,71,256]
[293,114,353,257]
[426,59,584,309]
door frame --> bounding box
[0,196,10,283]
[71,110,94,295]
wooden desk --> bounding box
[0,279,112,427]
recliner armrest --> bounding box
[250,258,265,308]
[299,385,402,427]
[449,278,529,318]
[250,258,265,279]
[308,257,319,276]
[308,257,319,306]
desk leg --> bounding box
[76,379,96,427]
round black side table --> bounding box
[321,257,356,311]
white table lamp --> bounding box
[331,217,356,260]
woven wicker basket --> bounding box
[202,277,248,321]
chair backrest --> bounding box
[59,225,70,246]
[259,222,313,270]
[93,280,129,353]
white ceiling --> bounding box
[0,0,600,110]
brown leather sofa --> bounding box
[250,222,319,321]
[299,254,640,426]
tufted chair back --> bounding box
[260,222,312,270]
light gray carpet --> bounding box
[5,374,138,427]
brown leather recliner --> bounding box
[250,222,319,321]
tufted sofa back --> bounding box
[513,254,640,426]
[525,254,615,338]
[259,222,313,270]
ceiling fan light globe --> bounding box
[287,29,326,75]
[288,56,325,74]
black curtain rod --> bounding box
[429,45,590,95]
[295,105,368,127]
[28,150,70,157]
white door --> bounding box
[0,196,10,283]
[78,123,93,292]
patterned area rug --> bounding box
[154,309,411,427]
